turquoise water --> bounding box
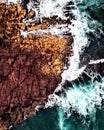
[11,0,104,130]
[11,77,104,130]
[11,107,104,130]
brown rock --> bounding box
[0,2,73,130]
[28,10,35,18]
[18,22,26,30]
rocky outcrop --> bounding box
[0,48,61,124]
[0,2,73,129]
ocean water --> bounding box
[11,77,104,130]
[10,0,104,130]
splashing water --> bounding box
[45,0,104,129]
[56,77,104,130]
[46,0,90,106]
[2,0,21,4]
[11,75,104,130]
[60,78,104,116]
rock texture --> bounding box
[0,1,73,129]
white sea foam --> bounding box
[58,108,65,130]
[1,0,21,4]
[39,0,70,20]
[89,58,104,65]
[45,0,89,101]
[20,24,69,37]
[61,2,89,82]
[23,0,71,23]
[58,78,104,130]
[47,78,104,119]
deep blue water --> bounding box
[11,0,104,130]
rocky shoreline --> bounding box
[0,1,73,129]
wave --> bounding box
[46,0,89,107]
